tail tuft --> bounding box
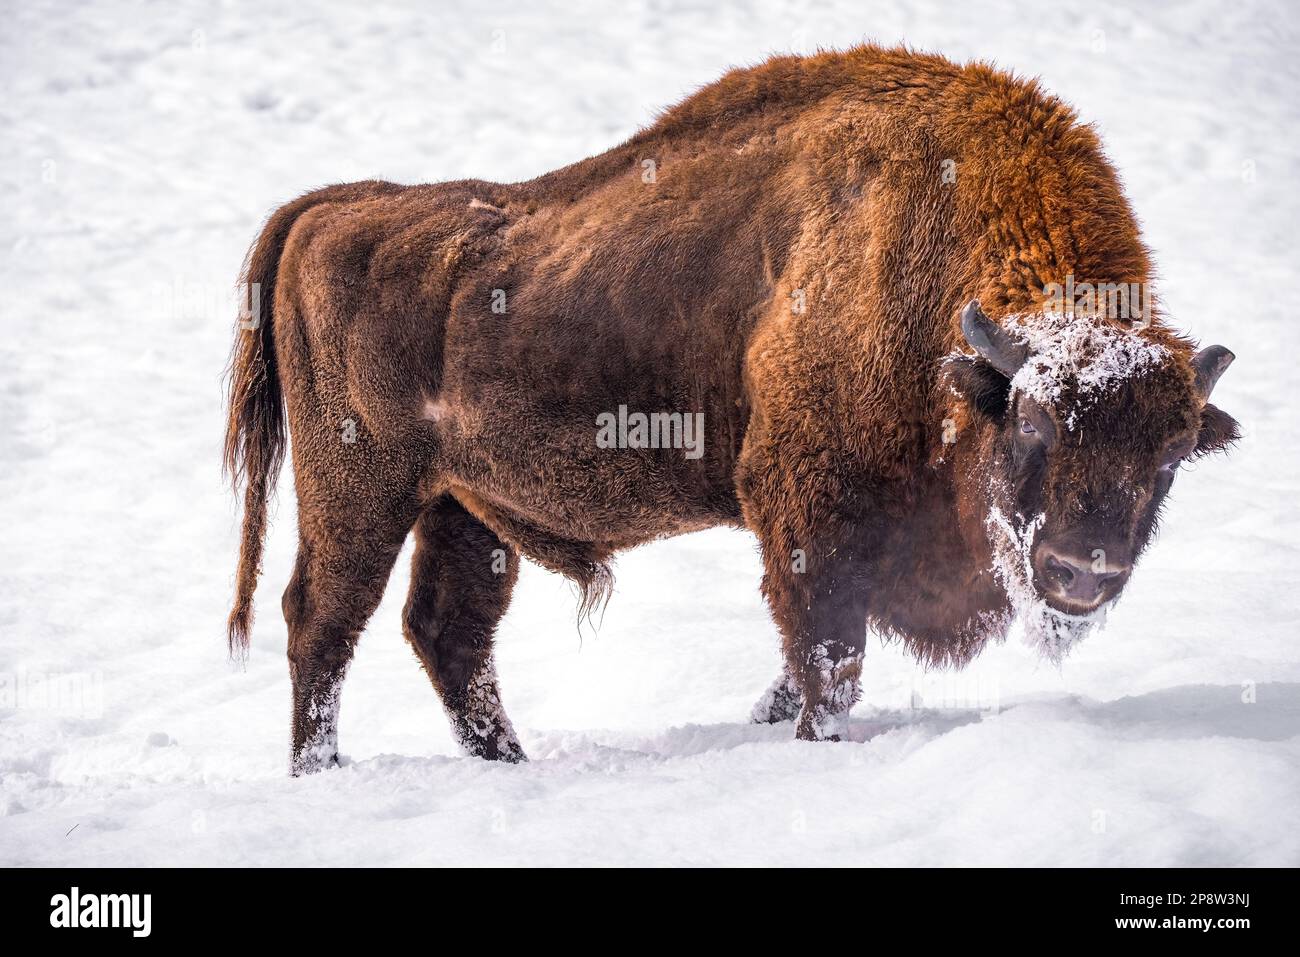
[223,200,301,658]
[223,183,403,658]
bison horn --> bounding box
[1192,345,1235,400]
[960,300,1029,377]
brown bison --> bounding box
[224,45,1239,774]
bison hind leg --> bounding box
[403,497,526,762]
[283,509,415,777]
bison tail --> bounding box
[222,199,306,659]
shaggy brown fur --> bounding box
[224,45,1238,772]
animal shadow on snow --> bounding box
[600,682,1300,761]
[339,683,1299,771]
[1074,681,1300,742]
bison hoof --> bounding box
[455,719,527,763]
[479,739,528,763]
[290,748,340,777]
[795,704,849,742]
[795,727,841,743]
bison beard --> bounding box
[223,44,1239,772]
[987,503,1101,664]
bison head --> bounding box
[946,300,1240,658]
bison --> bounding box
[224,45,1239,774]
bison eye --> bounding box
[1160,456,1183,473]
[1018,417,1037,436]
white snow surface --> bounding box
[2,0,1299,866]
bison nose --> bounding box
[1041,549,1128,606]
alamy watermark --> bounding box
[595,405,705,459]
[139,278,261,328]
[1044,273,1149,325]
[884,671,1001,714]
[50,887,151,937]
[0,670,104,717]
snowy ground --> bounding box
[2,0,1299,866]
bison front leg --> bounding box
[759,539,869,742]
[750,669,802,724]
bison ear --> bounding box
[944,355,1011,421]
[1191,402,1241,459]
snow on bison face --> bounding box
[946,301,1240,660]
